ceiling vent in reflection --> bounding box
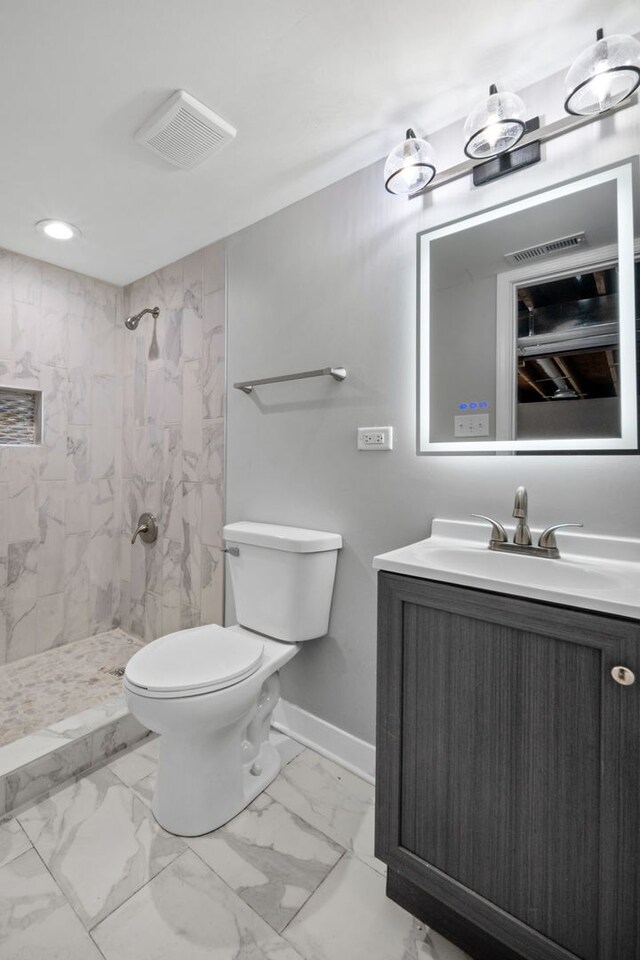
[504,231,587,265]
[136,90,236,169]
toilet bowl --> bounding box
[124,521,342,836]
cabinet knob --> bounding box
[611,665,636,686]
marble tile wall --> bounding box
[0,249,122,663]
[118,242,226,640]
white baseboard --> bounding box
[271,699,375,785]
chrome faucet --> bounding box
[473,487,582,559]
[512,485,531,546]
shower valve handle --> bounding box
[131,512,158,545]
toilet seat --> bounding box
[124,625,264,699]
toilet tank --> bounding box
[223,521,342,642]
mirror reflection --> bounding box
[418,163,638,454]
[516,264,622,440]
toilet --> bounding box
[123,521,342,836]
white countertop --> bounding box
[373,519,640,621]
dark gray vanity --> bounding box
[375,567,640,960]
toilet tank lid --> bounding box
[224,521,342,553]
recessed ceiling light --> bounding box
[36,219,81,241]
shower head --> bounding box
[124,306,160,330]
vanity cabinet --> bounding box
[375,571,640,960]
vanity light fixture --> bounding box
[35,219,80,240]
[463,84,527,159]
[385,27,639,197]
[564,28,640,116]
[384,128,436,196]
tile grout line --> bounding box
[182,839,341,950]
[14,765,185,940]
[0,819,33,871]
[28,840,109,951]
[87,841,187,941]
[279,848,349,938]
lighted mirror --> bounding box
[418,161,639,453]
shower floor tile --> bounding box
[0,629,144,747]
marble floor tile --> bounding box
[266,749,385,875]
[0,816,31,869]
[108,734,160,786]
[92,847,306,960]
[0,847,103,959]
[17,766,185,929]
[131,768,156,808]
[187,792,344,932]
[283,854,470,960]
[272,731,306,766]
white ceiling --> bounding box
[431,179,619,289]
[0,0,637,286]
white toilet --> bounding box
[123,521,342,836]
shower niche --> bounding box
[0,386,42,445]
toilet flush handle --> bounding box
[214,545,240,557]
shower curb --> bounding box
[0,696,149,818]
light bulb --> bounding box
[483,121,503,150]
[591,59,615,111]
[400,164,424,191]
[36,219,80,241]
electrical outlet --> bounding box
[454,414,489,437]
[357,426,393,450]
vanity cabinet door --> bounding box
[376,571,640,960]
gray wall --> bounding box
[225,69,640,745]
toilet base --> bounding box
[152,730,288,837]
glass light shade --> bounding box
[384,131,436,195]
[564,30,640,115]
[463,86,526,160]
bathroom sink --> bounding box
[415,545,617,591]
[373,518,640,619]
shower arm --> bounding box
[124,306,160,330]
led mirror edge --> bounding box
[617,161,638,450]
[419,165,637,452]
[417,159,639,455]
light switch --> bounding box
[454,414,489,437]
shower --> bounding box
[124,306,160,330]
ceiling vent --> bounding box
[504,232,587,265]
[135,90,236,169]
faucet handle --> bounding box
[538,522,583,551]
[471,514,509,544]
[131,512,158,545]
